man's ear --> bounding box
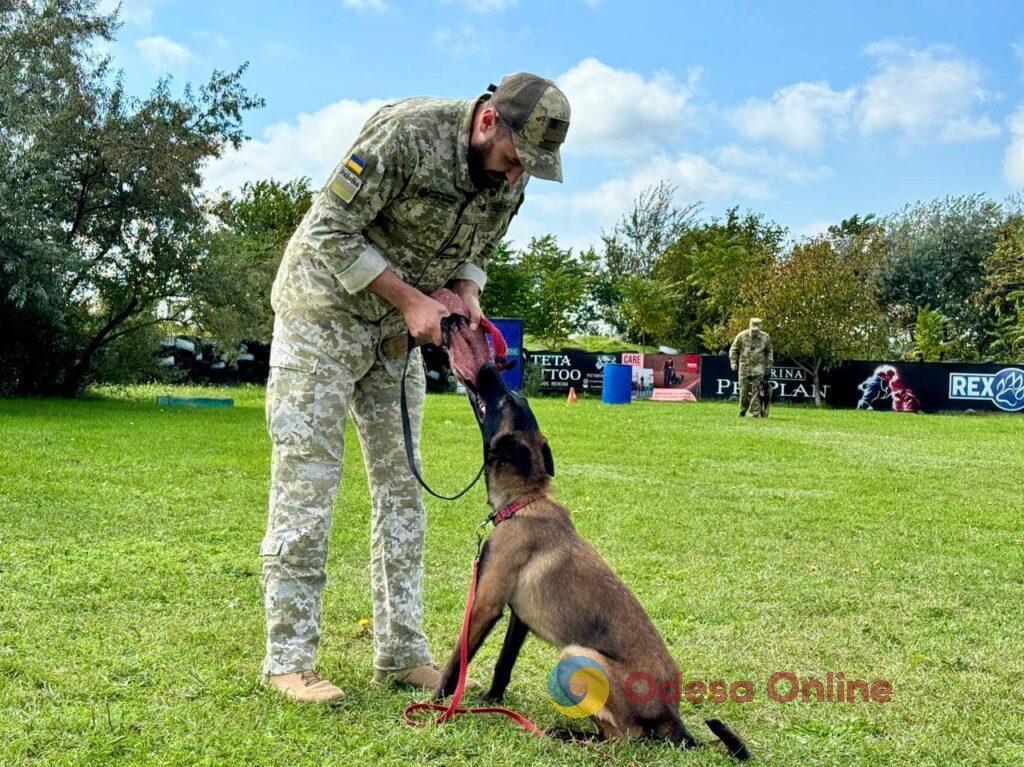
[541,440,555,477]
[490,433,533,478]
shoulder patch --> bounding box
[346,154,366,175]
[329,166,363,204]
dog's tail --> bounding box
[662,711,751,760]
[706,718,751,760]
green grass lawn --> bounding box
[2,385,1023,766]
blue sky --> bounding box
[102,0,1024,251]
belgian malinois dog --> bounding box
[433,365,750,759]
[758,376,772,417]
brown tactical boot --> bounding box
[261,669,346,704]
[372,663,481,690]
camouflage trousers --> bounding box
[738,372,766,417]
[260,319,431,675]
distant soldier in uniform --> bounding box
[261,73,570,702]
[729,317,774,417]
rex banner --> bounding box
[525,350,623,395]
[828,361,1024,413]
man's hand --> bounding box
[731,363,738,372]
[403,293,450,346]
[367,268,450,346]
[448,278,482,331]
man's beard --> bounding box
[468,137,507,190]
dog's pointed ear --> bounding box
[491,433,533,478]
[541,440,555,477]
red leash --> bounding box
[403,557,545,736]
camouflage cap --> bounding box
[749,317,763,328]
[488,72,570,182]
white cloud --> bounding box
[135,36,192,72]
[556,58,698,156]
[505,153,767,251]
[857,39,998,143]
[341,0,389,10]
[730,81,854,152]
[713,145,833,185]
[727,40,999,152]
[1005,106,1024,187]
[203,97,390,192]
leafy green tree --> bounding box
[657,207,786,351]
[875,196,1003,358]
[478,240,533,321]
[193,179,312,348]
[732,237,888,404]
[0,0,261,395]
[616,276,683,348]
[910,305,949,361]
[513,236,597,347]
[600,182,698,279]
[975,215,1024,361]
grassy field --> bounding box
[2,385,1023,766]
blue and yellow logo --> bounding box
[547,655,609,718]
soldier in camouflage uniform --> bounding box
[729,317,774,417]
[260,73,571,703]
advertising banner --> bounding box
[525,350,623,394]
[645,353,700,401]
[829,361,1024,413]
[700,356,829,404]
[701,355,1024,412]
[491,318,524,392]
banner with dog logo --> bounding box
[525,350,626,394]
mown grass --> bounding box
[1,385,1022,766]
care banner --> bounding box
[525,350,625,394]
[623,352,700,401]
[700,356,828,404]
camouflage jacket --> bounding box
[729,329,774,376]
[271,95,527,367]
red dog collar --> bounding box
[490,493,545,526]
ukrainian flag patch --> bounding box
[346,154,366,175]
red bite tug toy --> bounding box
[429,288,511,389]
[399,289,514,502]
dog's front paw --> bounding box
[430,684,447,702]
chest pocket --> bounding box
[470,204,513,261]
[384,187,462,259]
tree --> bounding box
[192,179,313,349]
[616,276,683,348]
[910,305,949,361]
[601,182,698,279]
[478,240,533,321]
[875,196,1003,358]
[732,237,888,405]
[0,0,262,395]
[513,236,597,347]
[657,207,786,351]
[975,215,1024,362]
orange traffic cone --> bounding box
[567,386,577,404]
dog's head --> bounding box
[475,364,554,492]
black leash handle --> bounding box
[400,324,486,501]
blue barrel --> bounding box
[601,363,632,404]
